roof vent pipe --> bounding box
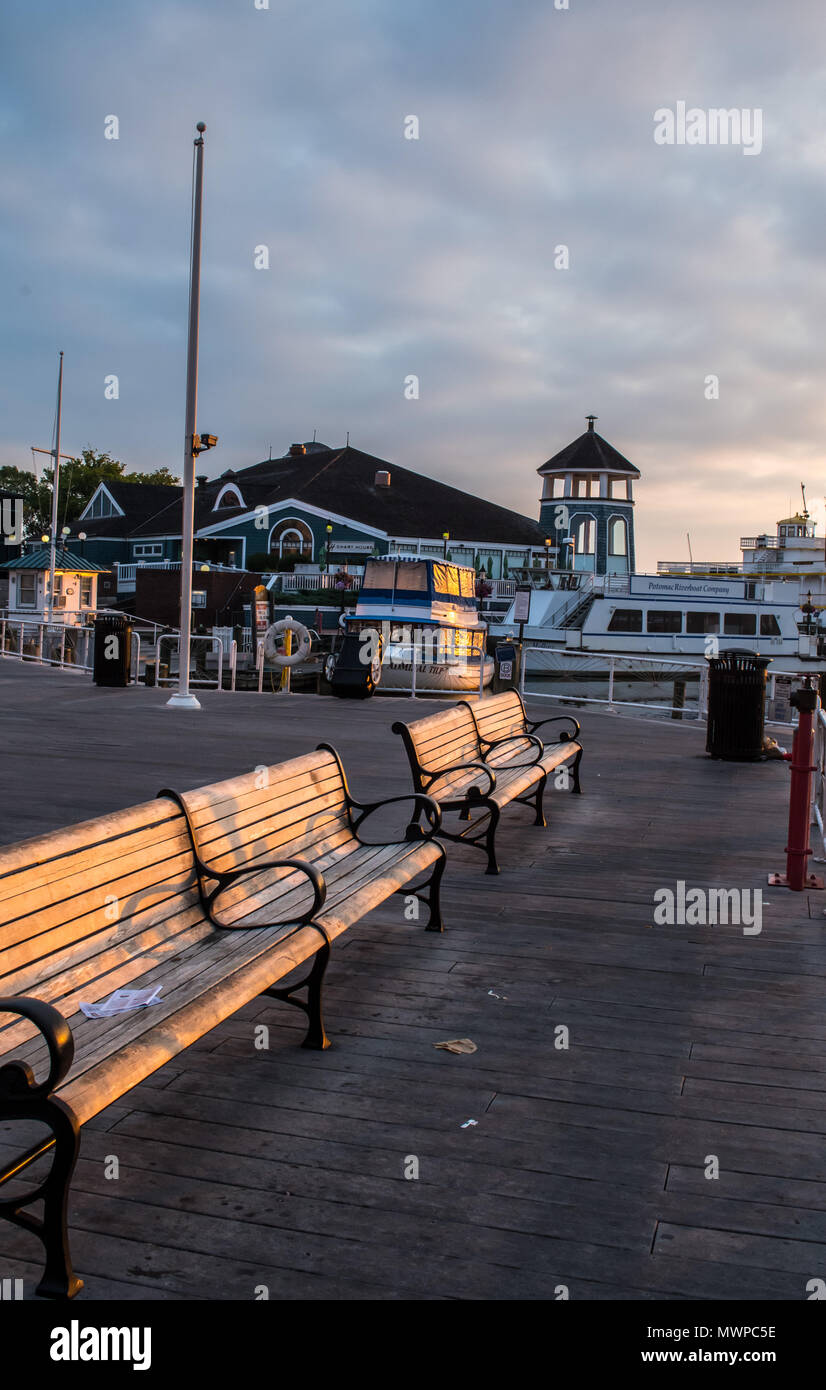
[375,470,391,488]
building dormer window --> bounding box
[84,486,122,520]
[213,484,244,510]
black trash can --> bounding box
[93,614,133,687]
[706,649,770,760]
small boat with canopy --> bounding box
[325,556,494,696]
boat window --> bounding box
[458,569,475,599]
[362,560,396,591]
[760,614,781,636]
[395,562,428,591]
[433,563,460,596]
[646,610,681,633]
[724,612,757,636]
[607,608,642,632]
[686,611,720,634]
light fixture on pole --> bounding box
[78,531,87,557]
[168,122,218,710]
[544,536,553,571]
[442,531,450,558]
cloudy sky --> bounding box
[2,0,825,568]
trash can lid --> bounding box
[706,647,772,668]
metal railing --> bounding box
[373,631,490,700]
[812,706,826,856]
[519,646,809,723]
[277,572,360,593]
[657,561,743,574]
[155,634,225,690]
[0,618,141,682]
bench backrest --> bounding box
[463,690,528,752]
[0,748,354,1060]
[0,797,202,1056]
[392,704,484,802]
[172,747,352,876]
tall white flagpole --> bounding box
[47,351,64,624]
[168,122,207,709]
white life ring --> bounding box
[263,617,312,667]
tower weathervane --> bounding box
[586,414,598,432]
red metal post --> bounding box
[769,684,824,890]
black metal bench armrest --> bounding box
[526,714,581,742]
[206,857,327,928]
[348,792,443,844]
[157,788,327,928]
[419,759,496,797]
[479,733,544,766]
[0,997,74,1101]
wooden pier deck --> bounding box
[0,661,824,1301]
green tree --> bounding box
[0,450,179,539]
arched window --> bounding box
[267,517,314,561]
[609,517,627,556]
[575,518,595,554]
[213,484,244,510]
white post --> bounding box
[257,639,264,693]
[59,627,66,668]
[410,640,417,698]
[46,351,64,625]
[37,623,44,663]
[168,123,207,711]
[607,657,615,709]
[477,632,485,698]
[0,619,5,657]
[230,639,237,692]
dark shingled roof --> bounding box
[125,444,547,545]
[538,426,640,478]
[66,481,183,541]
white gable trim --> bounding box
[196,497,387,540]
[79,482,125,520]
[213,483,245,511]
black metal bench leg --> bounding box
[0,1097,83,1300]
[425,848,447,933]
[485,803,501,875]
[533,772,548,828]
[572,747,583,793]
[36,1100,83,1299]
[261,941,332,1050]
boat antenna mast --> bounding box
[800,482,809,520]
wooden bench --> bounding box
[0,745,444,1299]
[392,693,582,875]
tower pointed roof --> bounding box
[537,417,640,477]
